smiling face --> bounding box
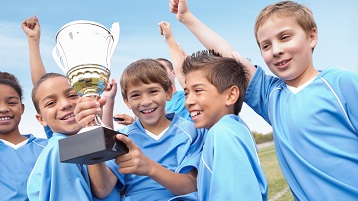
[0,84,24,135]
[257,16,318,87]
[184,70,231,129]
[124,81,172,132]
[34,76,82,135]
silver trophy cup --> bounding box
[52,20,128,164]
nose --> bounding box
[272,42,284,57]
[0,103,10,113]
[140,94,153,106]
[59,98,74,110]
[185,92,195,109]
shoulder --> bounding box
[210,115,251,140]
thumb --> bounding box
[116,134,135,150]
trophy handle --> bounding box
[108,22,120,65]
[52,46,67,73]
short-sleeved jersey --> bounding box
[106,113,204,201]
[245,66,358,200]
[0,134,47,201]
[27,133,92,201]
[166,91,192,121]
[197,114,268,201]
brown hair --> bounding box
[254,1,317,46]
[0,71,23,101]
[31,73,67,113]
[182,50,249,115]
[120,59,172,99]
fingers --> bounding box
[74,96,101,126]
[114,114,135,125]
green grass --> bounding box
[258,145,294,201]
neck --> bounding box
[0,128,27,144]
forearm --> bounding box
[88,163,117,198]
[148,161,197,195]
[28,39,45,85]
[165,36,186,88]
[180,12,256,81]
[102,97,115,129]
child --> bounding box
[170,0,358,200]
[75,59,204,200]
[0,72,47,200]
[28,73,120,201]
[182,50,268,200]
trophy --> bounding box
[52,20,128,165]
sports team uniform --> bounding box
[27,133,92,201]
[106,113,204,201]
[197,114,268,201]
[0,134,47,200]
[166,91,191,121]
[245,66,358,200]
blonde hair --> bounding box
[254,1,317,46]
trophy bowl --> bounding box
[53,20,128,165]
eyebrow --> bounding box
[184,83,206,91]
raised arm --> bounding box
[169,0,256,81]
[159,21,186,89]
[21,15,46,85]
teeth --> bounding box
[278,60,288,66]
[0,116,11,120]
[63,114,75,120]
[142,109,155,114]
[190,111,202,117]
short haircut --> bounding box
[156,58,174,71]
[182,50,249,115]
[120,59,172,100]
[0,71,23,101]
[32,73,67,113]
[254,1,317,46]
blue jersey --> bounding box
[44,126,53,139]
[166,91,191,121]
[0,134,47,201]
[106,113,203,201]
[245,66,358,200]
[197,114,268,201]
[27,133,92,201]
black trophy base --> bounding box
[59,126,129,165]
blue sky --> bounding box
[1,0,357,138]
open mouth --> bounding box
[275,59,291,67]
[61,113,75,120]
[190,111,202,118]
[141,108,156,114]
[0,116,13,121]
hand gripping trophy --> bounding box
[52,20,128,165]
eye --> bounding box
[129,93,139,99]
[149,89,159,94]
[261,43,270,51]
[280,34,290,41]
[194,88,203,93]
[45,101,55,107]
[69,93,79,99]
[8,101,18,105]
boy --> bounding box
[28,73,120,201]
[182,50,268,200]
[170,0,358,200]
[75,59,203,200]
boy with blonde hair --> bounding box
[170,0,358,200]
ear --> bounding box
[166,85,174,101]
[225,86,239,107]
[309,28,318,49]
[123,98,131,109]
[35,113,48,127]
[21,103,25,115]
